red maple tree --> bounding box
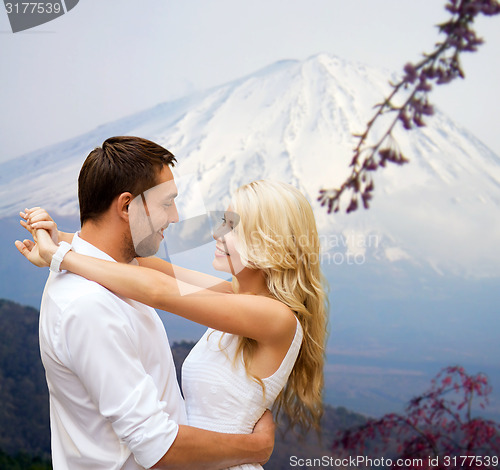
[332,366,500,469]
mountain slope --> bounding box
[1,53,499,276]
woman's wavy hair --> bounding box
[229,180,329,431]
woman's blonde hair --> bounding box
[229,180,329,431]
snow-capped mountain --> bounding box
[2,53,500,277]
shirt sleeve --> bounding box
[59,292,178,468]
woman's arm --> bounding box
[137,257,232,294]
[22,207,232,292]
[56,248,294,344]
[20,228,294,345]
[58,230,74,244]
[18,211,295,344]
[21,207,74,244]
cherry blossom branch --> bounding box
[318,0,500,214]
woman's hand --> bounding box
[20,207,59,244]
[14,236,48,268]
[15,228,57,268]
[16,208,61,268]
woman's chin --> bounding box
[212,258,230,273]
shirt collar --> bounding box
[71,232,117,263]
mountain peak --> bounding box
[1,54,499,276]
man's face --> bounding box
[128,166,179,257]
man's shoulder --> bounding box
[43,271,127,313]
[47,270,107,295]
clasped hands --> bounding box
[15,207,60,268]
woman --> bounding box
[21,180,328,466]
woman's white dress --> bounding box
[181,317,303,470]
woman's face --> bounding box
[212,208,245,275]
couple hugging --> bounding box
[16,136,328,470]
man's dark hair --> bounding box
[78,136,177,225]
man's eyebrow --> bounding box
[162,192,178,200]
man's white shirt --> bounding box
[39,233,187,469]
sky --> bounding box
[1,0,499,163]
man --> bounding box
[16,136,274,469]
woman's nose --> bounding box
[212,223,225,241]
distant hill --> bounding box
[0,299,50,459]
[265,405,366,469]
[0,297,367,467]
[0,449,51,470]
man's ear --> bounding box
[116,192,134,221]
